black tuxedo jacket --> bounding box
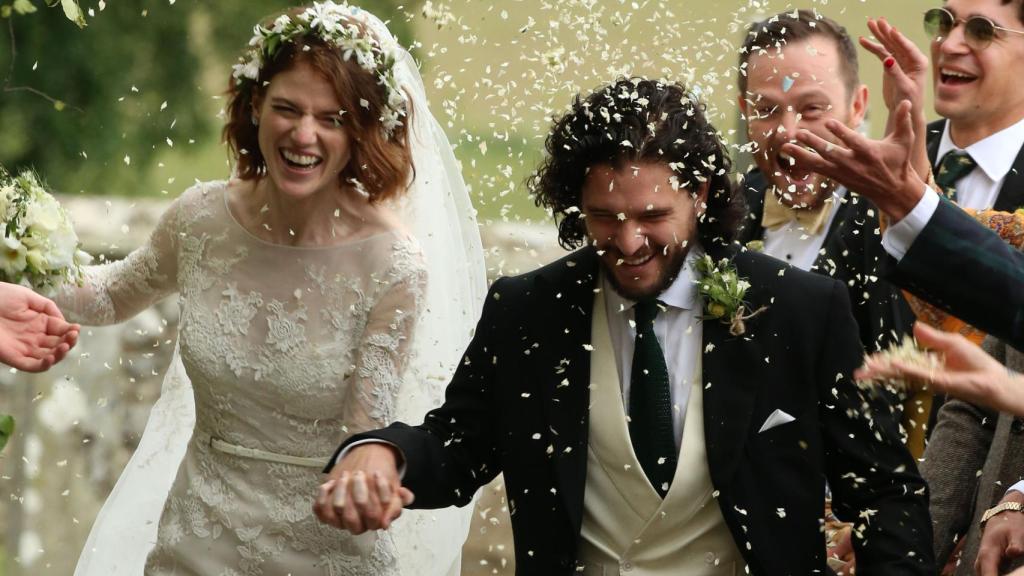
[336,248,933,575]
[736,169,915,352]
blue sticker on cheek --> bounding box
[782,76,795,93]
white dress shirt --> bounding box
[1010,480,1024,496]
[762,187,847,271]
[935,117,1024,210]
[884,117,1024,259]
[602,249,703,451]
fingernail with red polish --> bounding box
[884,57,895,69]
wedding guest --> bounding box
[788,105,1024,575]
[59,3,485,575]
[736,10,914,355]
[316,78,934,576]
[0,281,78,372]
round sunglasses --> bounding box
[924,7,1024,50]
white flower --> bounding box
[75,249,93,266]
[233,56,261,82]
[23,192,63,233]
[25,249,48,272]
[271,14,291,34]
[0,183,14,220]
[1,236,28,277]
[380,108,403,132]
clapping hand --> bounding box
[0,282,79,372]
[314,443,414,533]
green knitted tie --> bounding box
[628,299,677,498]
[935,151,976,202]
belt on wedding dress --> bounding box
[210,437,326,469]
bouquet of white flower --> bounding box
[0,167,91,296]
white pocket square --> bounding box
[758,409,796,433]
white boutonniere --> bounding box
[695,254,766,336]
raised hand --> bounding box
[0,282,79,372]
[313,443,414,533]
[861,18,931,177]
[858,322,1024,417]
[782,99,927,221]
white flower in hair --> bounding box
[271,15,291,34]
[232,1,408,138]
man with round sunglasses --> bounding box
[781,3,1024,573]
[907,6,1024,574]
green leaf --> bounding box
[1,6,12,18]
[0,414,14,453]
[59,0,85,28]
[12,0,36,15]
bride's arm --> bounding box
[55,195,182,326]
[341,249,428,436]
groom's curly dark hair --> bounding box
[530,78,743,253]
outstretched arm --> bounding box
[54,194,183,326]
[0,282,78,371]
[316,278,508,532]
[315,256,427,533]
[858,322,1024,416]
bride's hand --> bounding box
[314,443,414,533]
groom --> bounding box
[315,79,934,575]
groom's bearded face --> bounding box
[582,162,707,301]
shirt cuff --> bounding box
[1007,480,1024,497]
[330,439,407,479]
[881,185,941,262]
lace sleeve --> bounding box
[341,248,428,436]
[56,194,182,325]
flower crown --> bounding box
[232,1,408,137]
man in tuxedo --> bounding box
[736,10,914,355]
[0,281,78,372]
[904,2,1024,571]
[314,78,933,575]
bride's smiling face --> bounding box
[253,61,352,201]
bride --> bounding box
[60,2,485,574]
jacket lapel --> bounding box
[536,248,599,536]
[995,143,1024,212]
[811,192,854,274]
[926,119,944,168]
[701,255,764,490]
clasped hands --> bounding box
[313,443,415,533]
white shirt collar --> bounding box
[604,248,701,313]
[937,116,1024,182]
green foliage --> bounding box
[0,413,14,453]
[0,0,419,197]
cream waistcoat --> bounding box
[577,290,744,576]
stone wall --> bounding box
[0,195,567,575]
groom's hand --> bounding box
[314,443,414,533]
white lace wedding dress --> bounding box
[60,180,452,575]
